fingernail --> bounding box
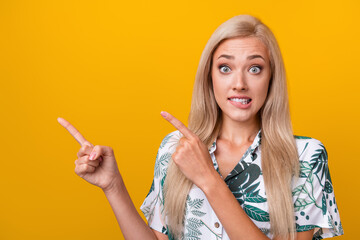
[160,111,167,118]
[89,152,96,160]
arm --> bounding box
[203,171,314,240]
[57,117,161,240]
[202,171,268,240]
[152,230,169,240]
[159,112,314,240]
[102,177,160,240]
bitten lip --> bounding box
[228,95,251,99]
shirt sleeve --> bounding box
[292,138,344,239]
[140,130,180,235]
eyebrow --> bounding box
[217,54,265,61]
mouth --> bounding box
[228,97,252,105]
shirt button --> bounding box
[214,222,220,228]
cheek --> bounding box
[212,77,227,104]
[254,82,270,104]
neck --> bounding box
[218,113,261,145]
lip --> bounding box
[228,95,251,99]
[228,96,252,109]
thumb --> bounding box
[89,145,114,161]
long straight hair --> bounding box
[163,14,300,240]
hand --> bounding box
[160,111,217,189]
[57,117,122,193]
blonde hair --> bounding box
[164,14,300,240]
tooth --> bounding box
[229,98,251,104]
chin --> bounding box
[224,112,255,123]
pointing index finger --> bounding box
[57,117,93,147]
[161,111,195,139]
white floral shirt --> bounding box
[140,129,344,240]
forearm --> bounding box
[202,172,269,240]
[103,178,157,240]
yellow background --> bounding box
[0,0,358,239]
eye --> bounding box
[219,64,231,73]
[249,65,262,74]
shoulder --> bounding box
[293,135,329,183]
[294,135,327,163]
[153,130,182,176]
[292,138,343,237]
[157,130,182,154]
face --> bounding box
[211,36,272,125]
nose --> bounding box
[232,72,248,91]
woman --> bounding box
[58,14,343,240]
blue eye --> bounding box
[249,66,262,74]
[219,65,231,73]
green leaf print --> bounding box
[160,174,166,190]
[294,197,314,211]
[160,134,173,149]
[339,222,344,235]
[146,180,154,198]
[189,198,204,210]
[296,224,318,232]
[161,226,168,235]
[294,169,322,211]
[155,152,172,177]
[324,180,333,193]
[191,210,206,217]
[141,204,151,218]
[186,218,203,233]
[245,182,260,195]
[310,145,327,181]
[327,215,334,230]
[292,184,306,197]
[297,142,309,159]
[299,161,312,178]
[184,236,201,240]
[245,192,267,203]
[230,164,261,205]
[251,152,258,161]
[185,224,202,237]
[294,135,312,139]
[260,228,270,235]
[144,196,158,223]
[167,230,177,240]
[184,197,205,239]
[322,194,327,215]
[184,197,223,239]
[243,204,270,222]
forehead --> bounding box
[213,37,270,61]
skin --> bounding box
[211,36,271,178]
[58,36,314,239]
[58,117,159,240]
